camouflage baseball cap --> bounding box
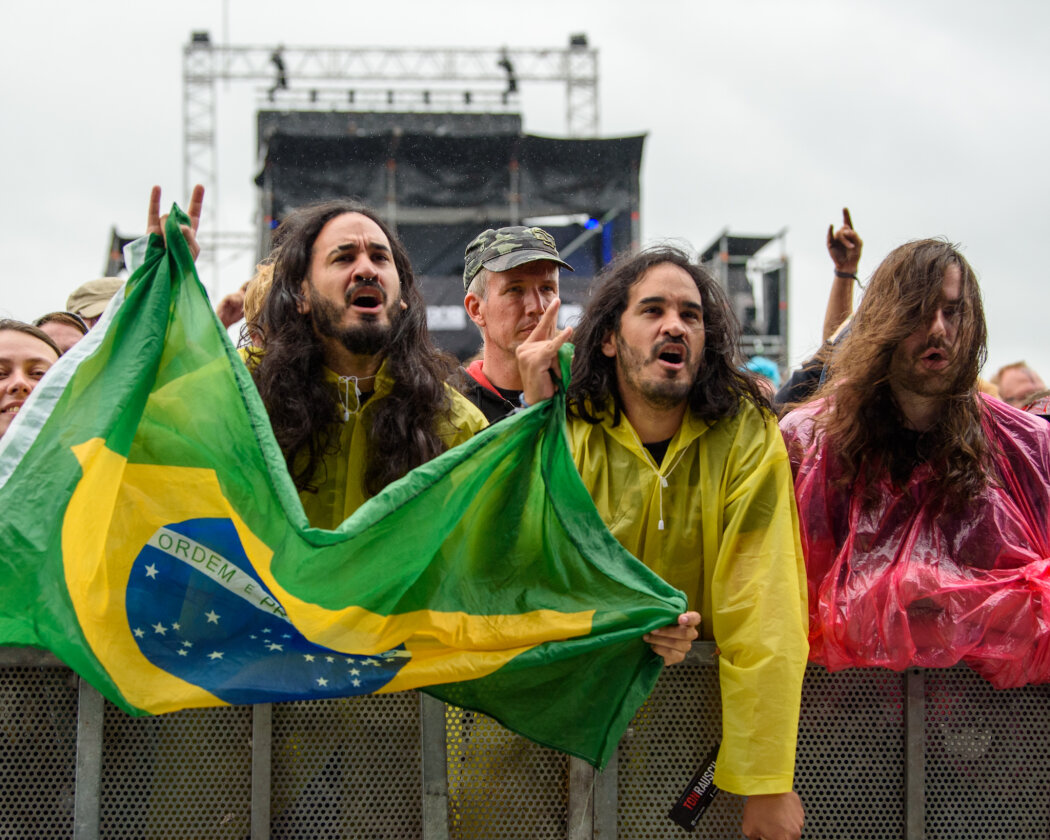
[463,226,573,290]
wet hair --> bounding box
[568,246,770,424]
[244,263,274,327]
[250,200,456,497]
[0,319,62,358]
[33,311,89,337]
[241,262,274,348]
[810,238,990,506]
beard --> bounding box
[615,334,696,409]
[888,341,961,399]
[308,284,400,356]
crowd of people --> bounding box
[4,190,1050,840]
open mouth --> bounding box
[655,343,687,370]
[920,347,949,369]
[348,285,385,312]
[1,404,22,417]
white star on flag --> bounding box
[153,623,167,635]
[205,610,220,624]
[303,654,315,662]
[316,677,328,687]
[325,656,334,663]
[349,668,360,676]
[145,564,158,579]
[267,643,283,652]
[172,622,181,631]
[178,649,188,657]
[208,651,224,660]
[133,628,145,638]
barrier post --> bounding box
[421,693,451,840]
[72,678,103,840]
[251,702,272,840]
[904,668,926,840]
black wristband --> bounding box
[834,270,858,280]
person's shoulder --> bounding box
[779,397,827,440]
[444,382,489,433]
[449,368,519,424]
[447,364,478,393]
[981,392,1050,444]
[704,396,779,439]
[564,401,623,457]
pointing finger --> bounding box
[524,298,561,343]
[842,207,853,230]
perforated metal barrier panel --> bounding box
[796,667,907,839]
[99,704,252,839]
[270,695,422,838]
[924,668,1050,838]
[445,706,569,839]
[2,647,1049,839]
[0,666,77,839]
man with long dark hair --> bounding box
[781,239,1050,689]
[249,200,486,529]
[519,246,808,840]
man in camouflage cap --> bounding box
[457,226,573,422]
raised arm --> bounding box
[822,207,862,342]
[216,281,249,328]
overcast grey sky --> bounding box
[2,0,1047,378]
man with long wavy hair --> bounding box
[781,239,1050,690]
[248,200,487,529]
[518,246,808,840]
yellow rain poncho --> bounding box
[567,400,808,794]
[275,359,487,529]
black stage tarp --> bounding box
[256,117,645,358]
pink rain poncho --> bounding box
[780,395,1050,689]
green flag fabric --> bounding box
[0,207,686,768]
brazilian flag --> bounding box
[0,207,685,768]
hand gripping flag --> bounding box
[0,206,686,768]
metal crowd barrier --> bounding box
[2,642,1047,839]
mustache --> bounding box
[344,278,388,306]
[919,338,949,354]
[649,337,689,362]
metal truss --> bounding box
[183,38,599,284]
[187,43,598,87]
